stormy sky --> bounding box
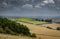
[0,0,60,17]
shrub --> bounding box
[46,26,52,29]
[30,33,36,37]
[56,27,60,30]
[0,28,5,33]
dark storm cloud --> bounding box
[0,0,59,10]
[53,0,60,9]
[0,0,60,17]
[0,0,43,8]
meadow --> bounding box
[17,18,47,25]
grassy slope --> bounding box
[17,18,47,24]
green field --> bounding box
[17,18,47,25]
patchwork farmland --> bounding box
[0,18,60,39]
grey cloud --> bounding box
[0,0,60,17]
[0,0,60,10]
[22,4,33,8]
[54,0,60,8]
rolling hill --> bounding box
[19,22,60,39]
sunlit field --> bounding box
[17,18,47,24]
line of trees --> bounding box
[34,18,52,23]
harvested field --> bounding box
[0,20,60,39]
[41,23,60,29]
[19,22,60,39]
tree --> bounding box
[0,18,31,36]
